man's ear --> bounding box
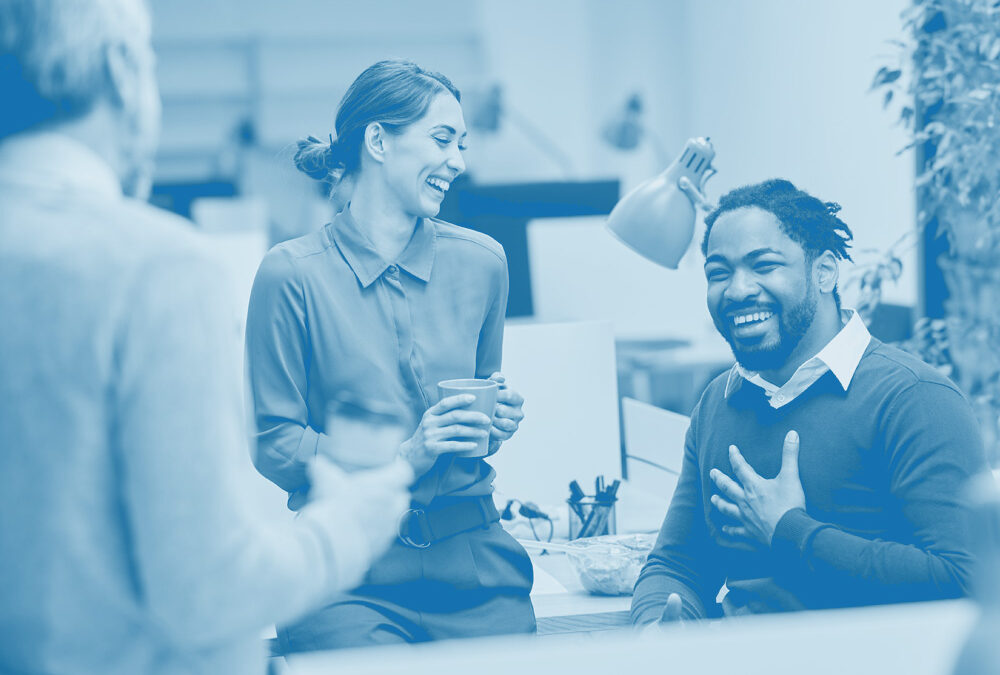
[104,42,138,109]
[363,123,387,164]
[813,250,840,294]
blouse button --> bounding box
[386,265,399,277]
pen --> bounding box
[581,478,620,538]
[606,479,621,501]
[567,480,586,522]
[578,505,599,538]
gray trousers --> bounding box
[278,522,536,652]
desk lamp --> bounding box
[606,137,717,268]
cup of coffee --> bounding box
[324,394,412,471]
[437,378,498,457]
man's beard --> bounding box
[719,284,818,373]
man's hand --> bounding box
[639,593,685,635]
[308,456,414,567]
[709,430,806,546]
[486,372,525,453]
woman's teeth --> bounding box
[426,177,450,193]
[733,311,774,326]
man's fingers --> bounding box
[780,429,800,479]
[728,445,760,486]
[353,458,415,491]
[722,524,751,539]
[659,593,684,623]
[710,494,742,520]
[307,456,349,500]
[709,468,745,503]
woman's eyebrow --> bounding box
[430,124,468,139]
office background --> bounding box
[148,0,917,350]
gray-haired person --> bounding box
[0,1,413,673]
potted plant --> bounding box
[871,0,1000,462]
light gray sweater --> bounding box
[0,133,371,674]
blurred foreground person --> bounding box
[632,179,988,627]
[0,2,412,673]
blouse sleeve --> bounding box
[245,247,321,503]
[475,246,509,379]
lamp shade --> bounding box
[606,137,715,269]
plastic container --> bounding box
[564,532,657,595]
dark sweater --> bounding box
[631,339,988,623]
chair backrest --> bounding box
[489,320,622,509]
[621,397,689,501]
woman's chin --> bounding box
[416,203,442,219]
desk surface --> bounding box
[529,551,632,635]
[287,599,979,675]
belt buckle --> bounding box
[397,508,431,549]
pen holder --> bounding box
[567,498,617,540]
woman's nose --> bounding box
[447,146,466,175]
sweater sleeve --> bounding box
[771,379,988,604]
[245,247,326,505]
[115,250,372,646]
[631,402,726,624]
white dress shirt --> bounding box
[725,310,872,408]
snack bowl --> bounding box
[564,532,657,596]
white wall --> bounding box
[683,0,916,308]
[150,0,918,331]
[476,0,916,340]
[150,0,486,181]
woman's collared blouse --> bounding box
[246,207,509,509]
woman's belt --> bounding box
[397,496,499,548]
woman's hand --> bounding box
[399,394,492,475]
[487,372,525,454]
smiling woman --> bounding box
[245,59,535,653]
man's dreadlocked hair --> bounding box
[701,179,854,306]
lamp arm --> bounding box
[504,106,576,178]
[677,175,717,212]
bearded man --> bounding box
[631,179,988,625]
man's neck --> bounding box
[44,107,123,186]
[757,304,846,386]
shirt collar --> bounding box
[0,132,122,200]
[330,206,436,288]
[724,309,872,398]
[810,309,871,390]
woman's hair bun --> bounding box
[294,134,341,181]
